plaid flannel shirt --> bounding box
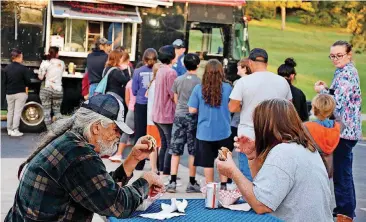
[5,131,149,222]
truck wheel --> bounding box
[19,94,46,133]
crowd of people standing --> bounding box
[3,37,362,222]
[83,38,362,221]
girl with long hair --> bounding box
[104,50,130,104]
[108,53,136,162]
[38,47,65,130]
[188,59,232,187]
[132,48,158,170]
[217,99,333,221]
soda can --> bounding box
[205,182,220,208]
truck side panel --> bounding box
[1,2,45,66]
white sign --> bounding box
[50,35,64,51]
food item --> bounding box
[218,147,232,161]
[146,135,157,150]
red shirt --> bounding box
[82,72,89,97]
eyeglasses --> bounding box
[328,54,347,60]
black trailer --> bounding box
[1,0,249,132]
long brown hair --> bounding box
[147,62,162,90]
[253,99,316,163]
[105,50,122,67]
[202,59,227,107]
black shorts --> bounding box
[194,137,233,168]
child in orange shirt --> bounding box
[304,94,340,177]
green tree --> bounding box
[245,1,314,30]
[273,1,314,30]
[347,2,366,53]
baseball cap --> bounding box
[97,37,109,45]
[172,39,185,48]
[249,48,268,63]
[81,94,133,134]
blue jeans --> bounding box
[333,138,358,218]
[89,83,98,97]
[239,152,252,181]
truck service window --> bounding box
[232,23,247,60]
[106,23,133,53]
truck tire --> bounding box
[19,93,46,133]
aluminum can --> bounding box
[205,182,220,208]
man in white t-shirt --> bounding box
[229,48,292,139]
[229,48,292,179]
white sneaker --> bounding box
[7,130,13,136]
[10,130,23,137]
[109,155,122,163]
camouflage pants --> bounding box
[170,114,198,156]
[39,87,63,128]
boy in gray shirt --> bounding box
[166,54,201,193]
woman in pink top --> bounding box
[152,45,177,175]
[109,79,136,162]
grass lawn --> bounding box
[363,121,366,138]
[248,19,366,112]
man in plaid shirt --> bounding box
[5,94,163,221]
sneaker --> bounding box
[164,178,182,187]
[186,182,201,193]
[109,155,122,162]
[7,129,13,136]
[166,181,177,193]
[10,130,23,137]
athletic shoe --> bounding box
[166,181,177,193]
[164,177,182,187]
[11,130,23,137]
[186,182,201,193]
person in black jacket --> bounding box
[104,50,130,114]
[87,38,109,96]
[278,58,309,122]
[4,48,31,136]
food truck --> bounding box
[1,0,249,132]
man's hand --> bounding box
[234,136,256,160]
[142,172,164,197]
[130,136,155,161]
[215,153,240,179]
[314,80,327,93]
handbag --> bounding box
[94,67,117,95]
[303,125,333,178]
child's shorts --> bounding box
[170,114,197,156]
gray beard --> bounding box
[98,139,118,156]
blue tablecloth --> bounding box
[109,199,282,221]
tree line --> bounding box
[245,1,366,54]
